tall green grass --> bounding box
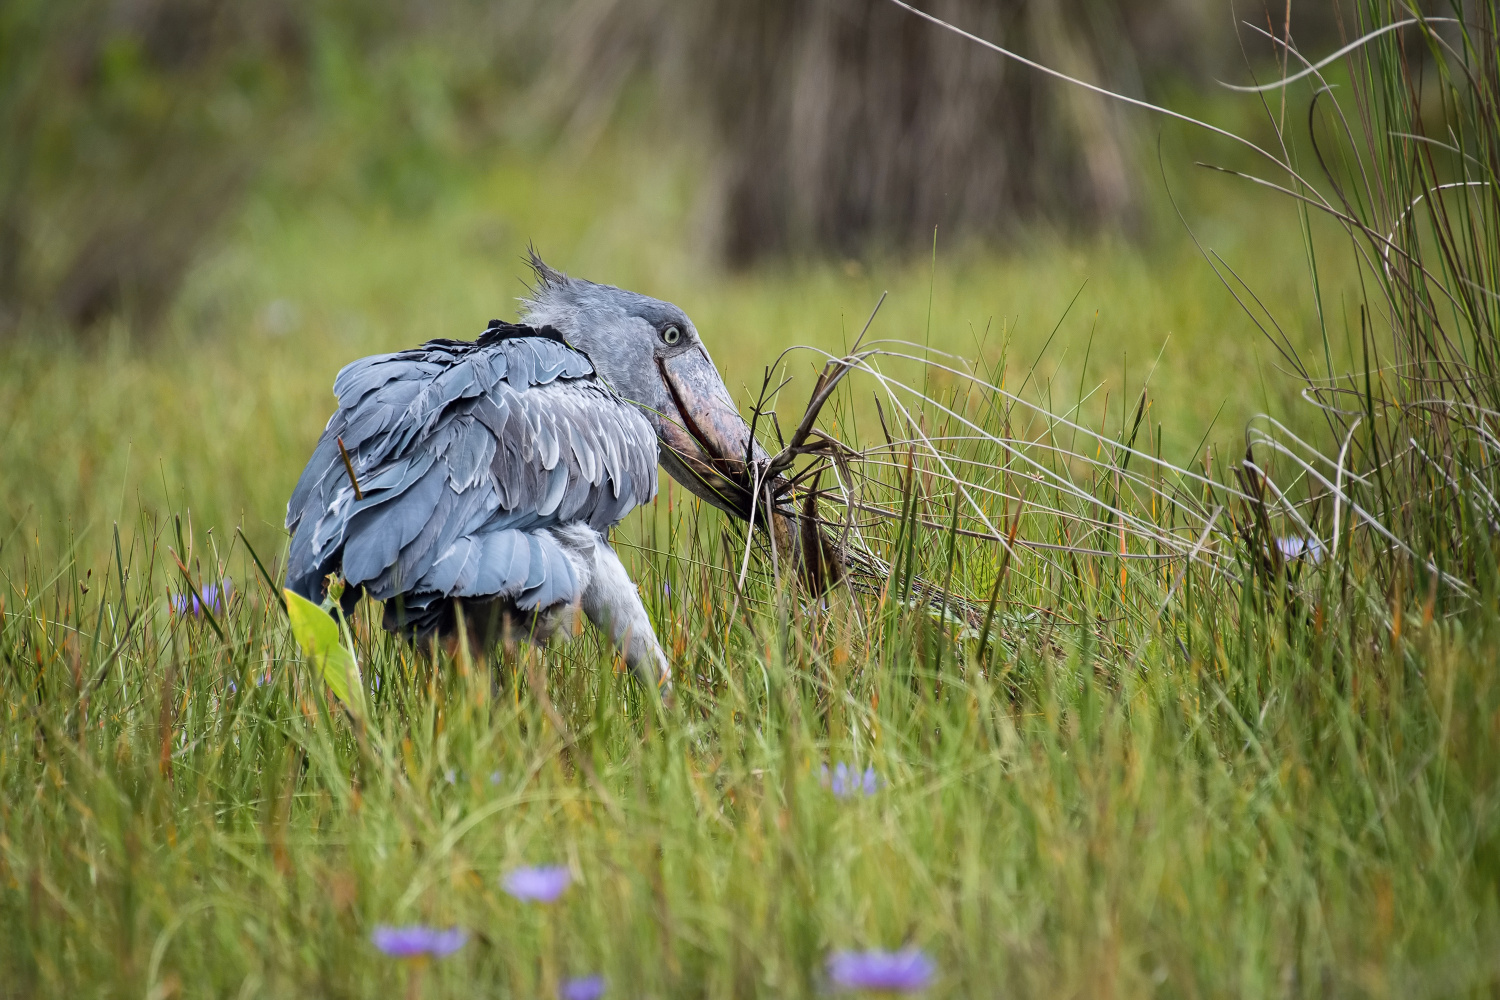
[1234,2,1500,611]
[4,450,1500,997]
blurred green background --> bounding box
[0,0,1351,558]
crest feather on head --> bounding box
[520,245,576,323]
[525,245,566,289]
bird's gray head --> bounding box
[519,251,766,517]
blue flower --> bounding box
[370,925,467,958]
[559,974,606,1000]
[827,948,935,992]
[502,865,572,903]
[823,762,880,798]
[169,579,232,617]
[1275,536,1326,564]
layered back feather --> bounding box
[284,321,658,632]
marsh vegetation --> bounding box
[2,2,1498,997]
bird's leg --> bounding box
[580,540,671,693]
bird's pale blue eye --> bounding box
[661,325,681,345]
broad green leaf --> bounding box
[284,589,360,707]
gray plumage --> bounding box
[285,252,803,691]
[286,325,656,637]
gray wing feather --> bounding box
[473,529,529,595]
[285,333,656,611]
[533,463,561,518]
[567,420,595,484]
[339,454,444,585]
[513,531,578,611]
[506,345,536,389]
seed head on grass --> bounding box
[559,974,606,1000]
[826,948,935,992]
[502,865,572,903]
[370,925,467,958]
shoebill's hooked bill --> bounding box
[284,252,825,692]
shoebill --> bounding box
[284,253,834,693]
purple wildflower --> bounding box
[370,925,467,958]
[823,762,880,798]
[489,771,503,785]
[1275,536,1326,564]
[827,948,935,993]
[559,974,606,1000]
[501,865,572,903]
[169,579,233,617]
